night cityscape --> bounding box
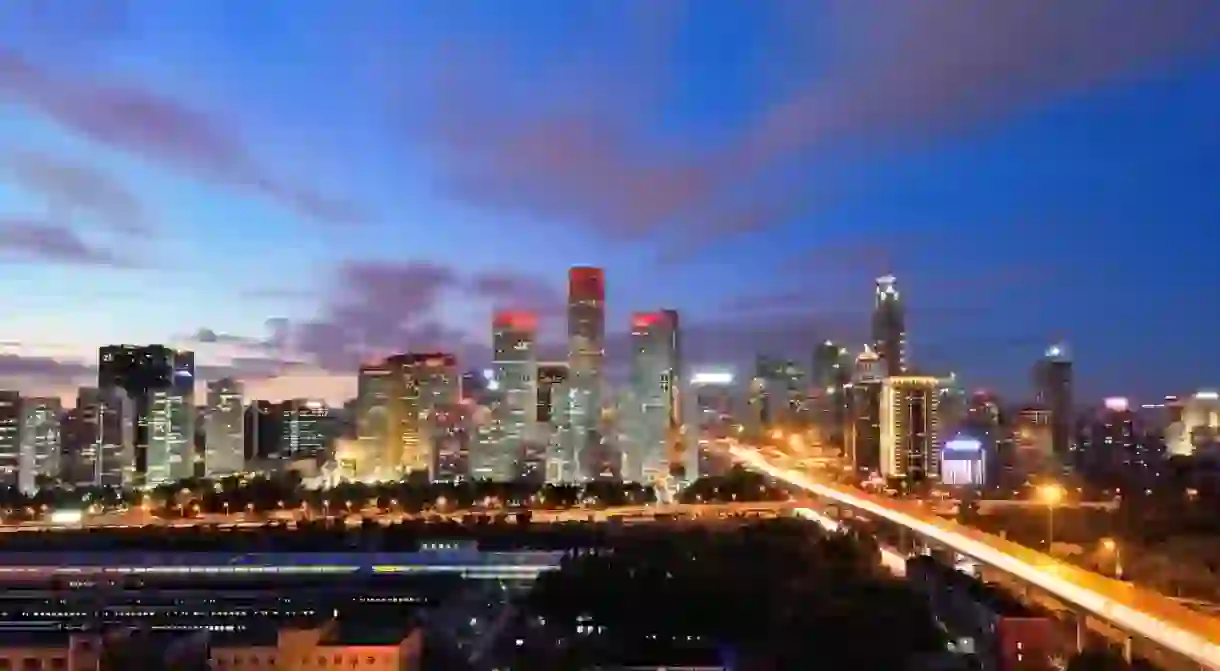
[1,2,1219,670]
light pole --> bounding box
[1038,484,1065,551]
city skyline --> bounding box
[2,1,1220,405]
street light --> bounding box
[1038,483,1065,550]
[1100,537,1124,579]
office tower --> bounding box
[0,391,21,486]
[812,341,851,449]
[689,370,735,478]
[204,378,245,477]
[401,353,461,480]
[940,436,987,487]
[872,275,907,376]
[624,311,681,485]
[97,344,182,485]
[430,403,470,482]
[749,357,810,434]
[280,400,329,460]
[567,266,605,482]
[18,397,61,493]
[69,387,134,487]
[481,312,537,481]
[1034,344,1073,465]
[847,347,883,477]
[535,363,569,483]
[356,361,395,475]
[879,375,940,483]
[244,401,280,461]
[1167,390,1220,457]
[1079,397,1139,486]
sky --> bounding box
[1,0,1219,407]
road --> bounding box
[730,445,1220,670]
[0,500,795,533]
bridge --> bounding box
[730,445,1220,670]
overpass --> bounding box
[730,445,1220,670]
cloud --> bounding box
[407,0,1220,253]
[0,216,132,267]
[3,150,150,233]
[0,47,366,227]
[0,353,93,386]
[468,270,565,317]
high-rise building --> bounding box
[480,312,538,481]
[244,401,281,461]
[812,341,851,449]
[879,375,940,483]
[70,387,134,487]
[0,391,21,487]
[204,378,245,477]
[872,275,907,377]
[625,311,681,485]
[1034,344,1073,465]
[356,361,395,474]
[403,353,461,480]
[749,357,809,434]
[280,400,329,460]
[567,266,605,482]
[18,397,61,493]
[1167,390,1220,457]
[97,344,192,485]
[847,347,883,477]
[536,363,569,483]
[689,370,735,478]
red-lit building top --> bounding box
[568,266,605,301]
[632,312,665,330]
[494,311,538,332]
[393,352,457,368]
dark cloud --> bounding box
[407,0,1220,254]
[0,47,366,227]
[0,354,93,386]
[4,150,150,233]
[0,216,132,267]
[468,270,565,318]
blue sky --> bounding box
[1,0,1219,405]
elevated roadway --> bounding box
[731,445,1220,669]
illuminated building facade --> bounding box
[690,370,735,478]
[482,312,537,481]
[749,357,810,435]
[356,361,395,475]
[625,311,680,485]
[204,378,245,477]
[18,397,61,494]
[872,275,907,377]
[567,267,605,482]
[812,341,851,448]
[403,354,461,480]
[0,391,20,487]
[880,375,941,482]
[940,436,987,487]
[430,403,470,481]
[98,344,178,484]
[1034,345,1073,464]
[847,347,883,476]
[1167,391,1220,457]
[535,363,569,483]
[281,399,329,459]
[70,387,134,487]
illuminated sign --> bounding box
[1104,397,1129,412]
[482,369,494,381]
[632,312,663,330]
[1195,391,1219,401]
[943,437,982,454]
[691,372,733,385]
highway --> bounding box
[0,500,794,532]
[730,445,1220,670]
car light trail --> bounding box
[733,446,1220,668]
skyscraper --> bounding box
[204,378,245,477]
[567,266,605,482]
[749,357,809,433]
[625,311,680,485]
[0,392,21,487]
[536,362,569,483]
[1034,344,1073,465]
[356,361,395,475]
[482,311,538,481]
[689,370,735,478]
[71,387,134,487]
[880,375,940,483]
[872,275,907,377]
[280,400,329,460]
[18,397,61,494]
[812,341,851,449]
[847,347,883,477]
[97,345,183,485]
[403,353,461,479]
